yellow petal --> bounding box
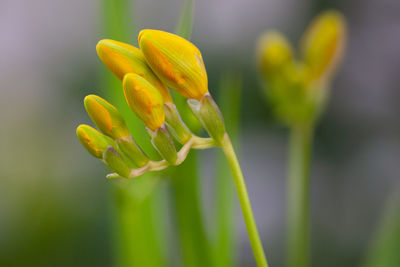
[76,124,111,158]
[84,94,130,139]
[123,73,165,131]
[139,29,208,100]
[257,31,293,77]
[96,39,172,102]
[300,10,347,80]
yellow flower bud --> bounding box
[300,10,347,80]
[84,94,129,139]
[257,31,293,77]
[76,124,111,158]
[123,73,165,131]
[138,29,208,100]
[96,39,172,102]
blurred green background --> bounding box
[0,0,399,266]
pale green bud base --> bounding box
[147,124,179,165]
[116,135,150,167]
[164,102,193,144]
[106,135,216,179]
[188,93,226,145]
[103,146,132,178]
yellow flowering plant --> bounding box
[257,10,347,126]
[257,10,347,267]
[77,29,269,266]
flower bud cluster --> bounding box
[77,30,225,178]
[257,10,347,126]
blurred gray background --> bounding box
[1,0,399,266]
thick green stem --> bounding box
[286,124,313,267]
[171,151,212,267]
[220,134,269,267]
[364,189,400,267]
[215,148,236,267]
[111,177,165,267]
[214,71,241,267]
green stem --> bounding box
[214,71,241,267]
[171,151,212,267]
[363,188,400,267]
[220,133,269,267]
[112,177,165,267]
[215,148,236,267]
[286,124,313,267]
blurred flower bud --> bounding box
[103,146,132,178]
[139,29,208,100]
[257,31,293,78]
[96,39,172,102]
[164,102,193,144]
[147,125,178,165]
[300,10,347,81]
[123,73,165,131]
[84,94,129,139]
[76,124,112,158]
[188,93,226,144]
[116,136,149,167]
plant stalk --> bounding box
[112,179,165,267]
[214,71,241,267]
[286,124,313,267]
[171,151,212,267]
[220,133,269,267]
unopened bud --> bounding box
[300,10,347,80]
[123,73,165,131]
[84,94,129,139]
[147,124,178,165]
[188,93,226,144]
[76,124,112,158]
[139,29,208,100]
[96,39,172,102]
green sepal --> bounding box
[147,124,178,165]
[164,102,193,144]
[188,93,226,144]
[116,135,150,167]
[103,146,131,178]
